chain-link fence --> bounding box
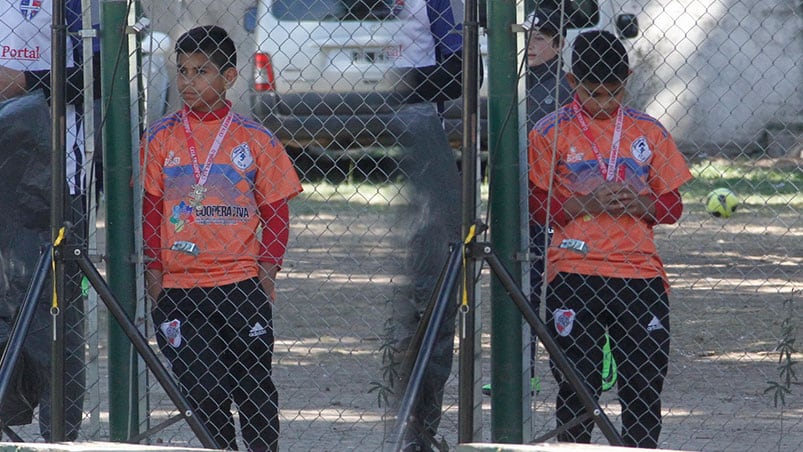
[1,0,801,451]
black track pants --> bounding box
[153,278,279,451]
[545,273,670,449]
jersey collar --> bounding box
[183,101,232,122]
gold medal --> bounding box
[189,184,207,208]
[181,109,233,210]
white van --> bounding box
[247,0,638,153]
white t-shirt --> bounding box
[391,0,463,69]
[393,0,438,68]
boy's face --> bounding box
[526,31,560,67]
[568,73,628,119]
[177,52,237,112]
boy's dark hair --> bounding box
[175,25,236,71]
[571,30,629,84]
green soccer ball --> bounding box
[705,188,739,218]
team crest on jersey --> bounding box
[631,136,652,162]
[159,319,183,348]
[647,315,665,332]
[231,143,254,170]
[19,0,42,21]
[554,308,576,337]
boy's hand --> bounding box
[596,182,631,216]
[615,184,657,220]
[568,181,627,217]
[258,262,279,304]
[0,65,27,100]
[567,182,655,219]
[145,268,163,308]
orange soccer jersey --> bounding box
[528,104,692,284]
[142,109,302,289]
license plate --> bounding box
[351,48,391,63]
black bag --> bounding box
[0,92,52,427]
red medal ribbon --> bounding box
[571,98,624,182]
[181,106,234,190]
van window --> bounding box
[272,0,394,21]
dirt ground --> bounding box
[261,181,802,452]
[4,173,801,452]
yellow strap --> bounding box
[52,227,66,311]
[461,224,478,312]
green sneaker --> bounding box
[602,333,618,392]
[531,376,542,394]
[481,383,491,396]
[481,377,541,396]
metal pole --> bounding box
[481,246,625,446]
[50,0,68,441]
[458,0,481,443]
[79,0,103,439]
[100,0,140,441]
[486,0,525,443]
[75,254,220,449]
[0,249,52,408]
[391,246,463,451]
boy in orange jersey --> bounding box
[141,25,302,452]
[528,30,692,448]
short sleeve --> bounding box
[254,133,303,206]
[528,128,556,192]
[141,129,166,197]
[648,128,693,195]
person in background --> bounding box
[382,0,464,450]
[523,8,572,132]
[142,25,302,451]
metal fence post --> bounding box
[486,0,525,443]
[100,0,140,441]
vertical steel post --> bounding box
[486,0,524,443]
[458,0,482,443]
[100,0,139,441]
[50,0,67,441]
